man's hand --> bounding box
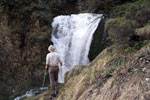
[45,66,47,69]
[45,64,49,70]
[60,61,63,67]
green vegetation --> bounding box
[106,18,139,43]
[123,40,150,52]
[104,57,126,78]
[106,0,150,44]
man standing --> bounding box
[45,45,62,97]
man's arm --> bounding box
[60,61,62,67]
[45,54,49,69]
[58,56,62,67]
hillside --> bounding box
[24,41,150,100]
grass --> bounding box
[104,57,127,78]
[124,40,150,52]
[111,0,150,18]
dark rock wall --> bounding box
[88,18,106,61]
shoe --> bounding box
[51,94,56,97]
[48,95,53,99]
[50,91,56,97]
[55,91,58,95]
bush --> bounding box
[105,18,139,43]
[0,95,5,100]
[125,2,150,26]
[136,25,150,40]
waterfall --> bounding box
[51,13,103,83]
[13,13,102,100]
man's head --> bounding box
[48,45,55,52]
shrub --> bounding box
[136,25,150,40]
[123,40,150,52]
[125,2,150,26]
[105,18,139,43]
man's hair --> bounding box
[48,45,55,52]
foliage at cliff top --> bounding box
[106,0,150,43]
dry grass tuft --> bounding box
[136,25,150,40]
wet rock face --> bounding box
[50,0,78,14]
[50,0,67,7]
[88,19,106,61]
[49,0,136,14]
[49,0,109,14]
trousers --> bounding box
[48,66,59,94]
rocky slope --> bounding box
[24,41,150,100]
[57,43,150,100]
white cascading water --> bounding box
[51,13,103,83]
